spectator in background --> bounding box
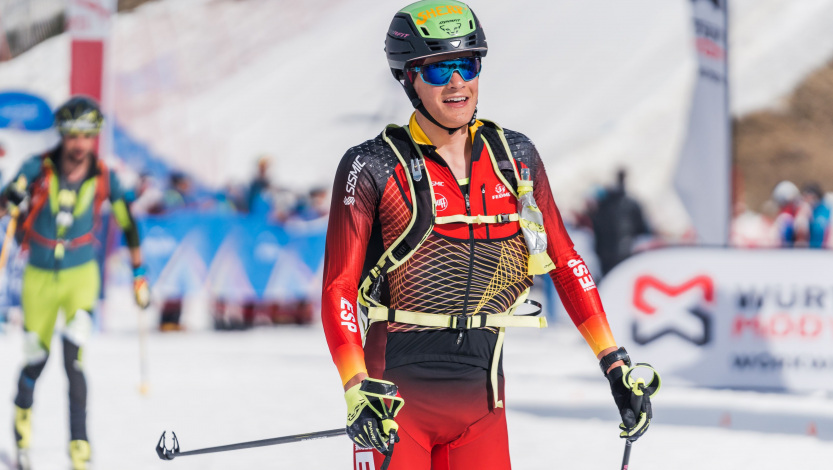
[797,182,831,248]
[589,169,651,276]
[163,172,193,211]
[223,183,247,212]
[0,140,7,185]
[0,198,10,331]
[290,187,331,222]
[247,156,273,215]
[129,173,166,216]
[246,157,302,222]
[158,172,194,331]
[212,184,239,213]
[730,199,780,248]
[771,180,800,247]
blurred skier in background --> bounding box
[321,2,658,469]
[5,96,150,470]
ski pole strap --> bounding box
[380,431,397,470]
[434,213,519,225]
[623,363,662,398]
[366,307,547,329]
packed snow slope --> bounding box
[2,0,833,230]
[1,326,831,470]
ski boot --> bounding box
[14,406,31,469]
[69,440,90,470]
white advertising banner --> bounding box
[601,248,833,391]
[67,0,116,39]
[674,0,731,245]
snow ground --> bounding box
[1,324,831,469]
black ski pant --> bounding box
[15,337,88,441]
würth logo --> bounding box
[631,275,713,346]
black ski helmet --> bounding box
[54,95,104,136]
[385,1,487,132]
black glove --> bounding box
[6,175,29,209]
[603,355,661,441]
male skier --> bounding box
[322,2,657,469]
[8,95,150,470]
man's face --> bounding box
[412,53,479,130]
[62,134,97,163]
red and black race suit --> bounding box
[323,121,615,469]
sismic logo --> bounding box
[631,275,714,346]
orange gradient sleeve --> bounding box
[333,344,367,386]
[531,152,618,356]
[576,315,617,356]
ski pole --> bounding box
[620,383,645,470]
[137,308,150,396]
[620,439,634,470]
[155,428,346,460]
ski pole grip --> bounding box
[629,381,646,414]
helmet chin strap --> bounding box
[415,103,478,135]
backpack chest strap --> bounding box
[434,213,519,225]
[366,306,547,329]
[366,287,546,330]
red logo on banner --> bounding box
[696,37,725,60]
[72,0,112,18]
[632,275,713,346]
[633,275,714,314]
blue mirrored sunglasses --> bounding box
[409,57,482,86]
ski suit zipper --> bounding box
[457,190,475,345]
[456,137,480,345]
[481,184,490,239]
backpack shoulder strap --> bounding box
[91,159,111,231]
[478,120,521,197]
[21,154,53,236]
[18,155,54,250]
[358,125,435,307]
[94,160,110,209]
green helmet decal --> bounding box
[400,1,477,39]
[386,0,487,111]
